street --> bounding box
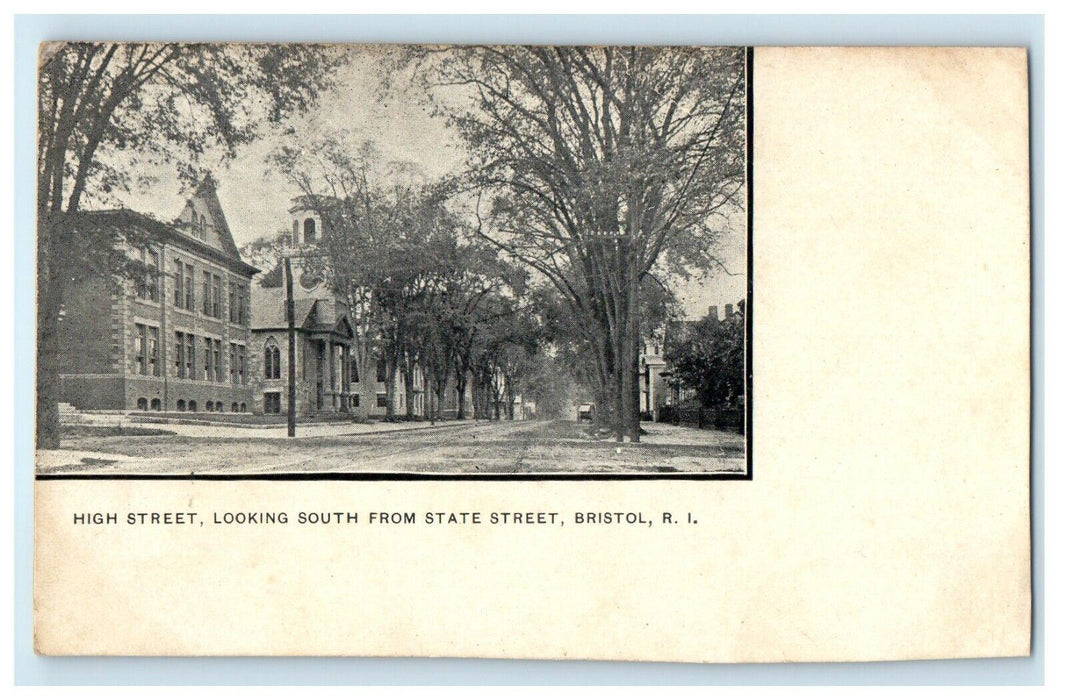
[38,419,746,476]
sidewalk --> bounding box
[62,411,471,440]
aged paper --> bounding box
[34,46,1030,660]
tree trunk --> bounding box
[403,356,415,419]
[385,355,398,420]
[612,306,626,442]
[455,371,467,420]
[36,239,63,449]
[626,267,642,443]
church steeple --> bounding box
[287,195,324,249]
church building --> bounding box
[249,203,360,416]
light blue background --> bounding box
[14,13,1044,685]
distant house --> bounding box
[639,336,670,422]
[58,175,259,413]
[645,302,745,419]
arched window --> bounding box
[264,338,281,379]
[231,402,239,413]
[176,399,186,412]
[303,217,316,243]
[216,402,225,413]
[150,398,161,411]
[205,401,214,412]
[239,402,247,413]
[292,219,299,245]
[199,214,207,238]
[188,400,198,412]
[136,397,148,411]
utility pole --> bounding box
[285,256,297,438]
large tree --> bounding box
[273,139,458,419]
[403,46,746,441]
[274,136,532,422]
[36,42,343,448]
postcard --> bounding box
[33,44,1030,661]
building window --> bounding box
[376,358,388,383]
[135,324,146,374]
[199,214,207,239]
[264,339,281,380]
[203,337,222,382]
[212,274,222,318]
[228,343,247,385]
[137,248,159,302]
[216,401,224,412]
[304,218,316,243]
[150,398,161,411]
[188,400,198,412]
[352,394,360,407]
[205,401,214,412]
[136,397,148,411]
[174,261,194,310]
[239,402,246,413]
[187,336,196,380]
[202,273,211,315]
[176,399,186,412]
[264,392,281,414]
[148,326,160,376]
[351,360,360,384]
[227,282,247,324]
[231,402,239,413]
[173,261,182,307]
[376,392,388,408]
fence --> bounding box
[657,405,744,433]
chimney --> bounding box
[725,303,734,319]
[708,305,718,322]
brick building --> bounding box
[58,176,260,412]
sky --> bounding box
[110,47,747,321]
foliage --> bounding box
[664,301,746,408]
[400,45,747,439]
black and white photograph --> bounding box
[35,42,751,477]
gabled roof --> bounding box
[175,174,243,260]
[250,284,317,330]
[250,279,355,339]
[78,208,259,277]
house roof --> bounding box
[250,285,316,330]
[174,175,244,260]
[78,208,259,277]
[250,285,354,338]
